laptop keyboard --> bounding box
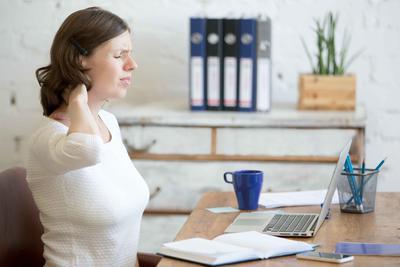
[263,214,317,233]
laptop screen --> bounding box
[314,139,352,233]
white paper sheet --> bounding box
[163,237,249,255]
[258,190,339,208]
[207,207,239,213]
[214,231,313,258]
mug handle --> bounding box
[224,172,234,184]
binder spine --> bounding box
[205,19,223,110]
[256,17,272,112]
[189,18,206,111]
[238,18,257,112]
[222,19,239,111]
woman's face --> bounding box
[83,30,137,102]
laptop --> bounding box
[224,139,352,237]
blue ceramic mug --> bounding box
[223,170,263,210]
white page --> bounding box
[213,231,313,259]
[258,190,339,208]
[163,238,251,256]
[190,57,204,105]
[239,58,253,108]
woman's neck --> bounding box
[49,99,105,127]
[54,99,104,117]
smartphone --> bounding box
[296,251,354,263]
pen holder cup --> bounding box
[338,168,379,214]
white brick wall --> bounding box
[1,0,399,191]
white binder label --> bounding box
[207,57,220,106]
[224,57,237,107]
[239,58,253,108]
[257,58,271,111]
[190,57,204,106]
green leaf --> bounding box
[301,11,360,75]
[300,37,316,72]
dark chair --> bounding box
[0,167,44,267]
[0,167,161,267]
[137,252,162,267]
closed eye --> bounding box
[113,50,133,59]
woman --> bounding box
[26,7,150,267]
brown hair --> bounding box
[36,7,130,116]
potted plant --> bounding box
[298,12,361,110]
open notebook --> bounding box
[158,231,314,266]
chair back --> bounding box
[0,167,45,267]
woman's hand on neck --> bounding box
[65,84,101,137]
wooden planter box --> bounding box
[298,74,356,110]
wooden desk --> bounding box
[157,192,400,267]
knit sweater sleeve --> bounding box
[31,126,103,175]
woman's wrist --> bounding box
[68,98,91,118]
[67,99,100,136]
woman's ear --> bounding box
[79,55,89,69]
[79,55,90,70]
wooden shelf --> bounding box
[110,101,367,214]
[129,152,357,164]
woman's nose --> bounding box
[124,56,138,71]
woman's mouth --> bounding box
[120,77,131,86]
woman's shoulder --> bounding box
[29,117,68,144]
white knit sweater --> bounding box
[25,110,149,267]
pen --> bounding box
[361,157,387,190]
[375,157,387,171]
[344,155,363,211]
[360,159,365,202]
